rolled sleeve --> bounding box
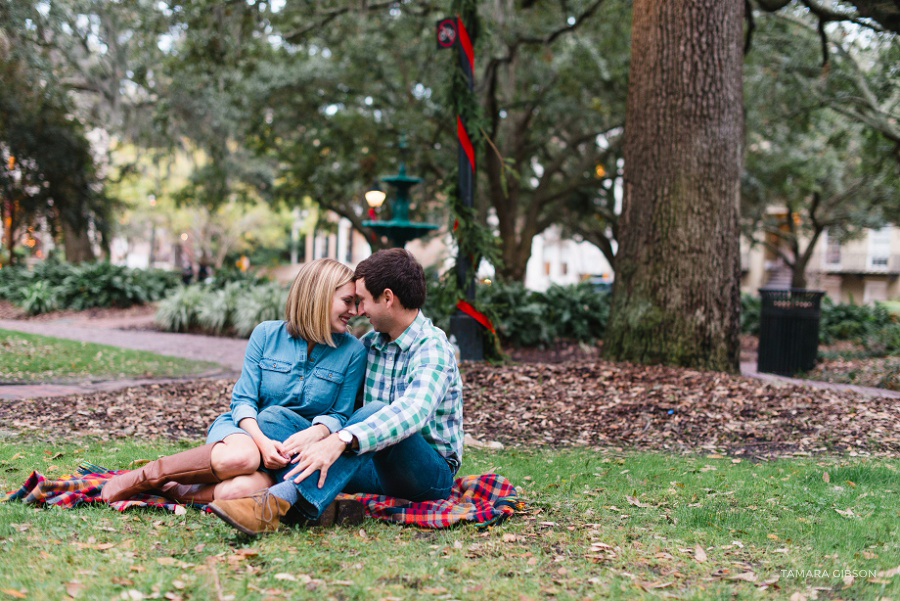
[229,323,267,425]
[311,414,342,434]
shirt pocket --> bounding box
[258,357,294,400]
[306,367,346,409]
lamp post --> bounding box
[362,138,438,248]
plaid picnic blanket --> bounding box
[4,462,522,528]
[2,462,187,514]
[338,472,522,528]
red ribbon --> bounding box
[456,300,494,333]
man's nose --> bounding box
[348,303,358,316]
[357,302,366,316]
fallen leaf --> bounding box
[625,495,650,508]
[274,574,297,582]
[694,545,707,563]
[65,582,85,598]
[1,590,26,599]
[788,594,806,601]
[823,472,830,483]
[834,508,855,517]
[729,572,757,582]
[638,581,673,590]
[877,565,900,578]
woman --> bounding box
[101,258,366,504]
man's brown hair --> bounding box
[354,249,426,310]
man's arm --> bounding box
[342,342,454,454]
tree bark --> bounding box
[603,0,744,372]
[61,220,96,263]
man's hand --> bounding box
[257,438,290,469]
[282,424,330,459]
[283,434,346,488]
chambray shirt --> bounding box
[230,320,366,433]
[343,311,464,469]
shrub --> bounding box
[819,298,892,345]
[155,285,208,332]
[0,260,180,313]
[233,283,288,337]
[197,282,244,335]
[20,281,58,315]
[476,280,609,348]
[861,323,900,357]
[740,294,761,335]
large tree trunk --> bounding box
[61,220,96,263]
[603,0,743,372]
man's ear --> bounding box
[382,288,394,308]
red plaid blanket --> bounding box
[4,462,522,528]
[2,462,187,514]
[339,473,522,528]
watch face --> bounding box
[339,431,352,444]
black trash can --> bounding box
[757,288,825,376]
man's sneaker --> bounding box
[208,490,291,536]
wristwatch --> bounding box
[337,429,355,451]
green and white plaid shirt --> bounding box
[343,311,463,469]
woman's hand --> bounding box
[257,438,290,469]
[282,424,330,459]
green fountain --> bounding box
[362,138,438,248]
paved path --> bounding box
[1,316,246,400]
[0,318,248,371]
[740,361,900,399]
[3,315,897,401]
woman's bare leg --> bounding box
[209,433,261,479]
[212,471,274,500]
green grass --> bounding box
[0,441,897,600]
[0,329,222,383]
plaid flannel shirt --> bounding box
[343,311,463,469]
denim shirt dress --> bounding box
[205,320,366,443]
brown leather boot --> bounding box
[209,491,291,536]
[101,444,221,503]
[157,482,216,505]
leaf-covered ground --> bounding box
[1,361,897,457]
[806,356,900,391]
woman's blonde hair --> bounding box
[285,258,354,347]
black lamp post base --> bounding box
[449,311,484,361]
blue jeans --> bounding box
[257,403,455,520]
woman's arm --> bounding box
[237,416,289,469]
[229,324,267,424]
[228,323,288,468]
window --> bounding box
[543,261,551,276]
[824,230,841,265]
[868,227,891,269]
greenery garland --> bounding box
[443,0,504,360]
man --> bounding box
[208,249,464,535]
